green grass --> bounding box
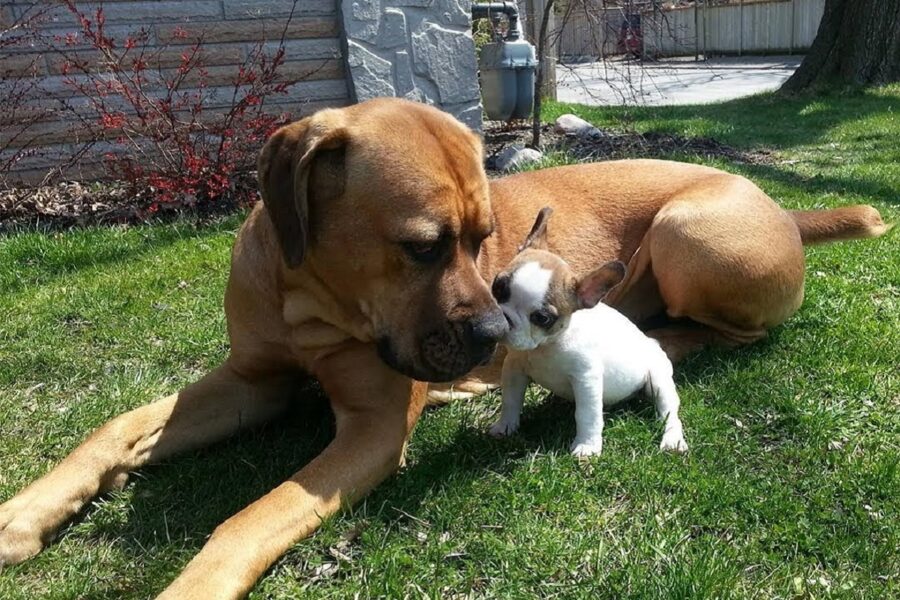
[1,86,898,599]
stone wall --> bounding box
[342,0,483,130]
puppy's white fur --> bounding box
[490,261,688,456]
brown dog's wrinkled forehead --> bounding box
[344,99,491,235]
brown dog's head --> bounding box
[257,98,507,382]
[491,207,626,351]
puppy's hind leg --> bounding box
[646,365,688,453]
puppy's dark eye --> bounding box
[530,309,557,329]
[402,240,442,264]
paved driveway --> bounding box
[557,55,803,106]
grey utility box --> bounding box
[479,38,536,121]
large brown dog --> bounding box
[0,98,889,598]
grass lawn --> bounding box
[1,86,898,599]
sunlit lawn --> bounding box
[1,86,897,598]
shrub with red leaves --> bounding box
[53,0,301,210]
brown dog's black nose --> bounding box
[469,308,509,350]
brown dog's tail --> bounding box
[790,205,893,245]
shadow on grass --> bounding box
[734,161,900,208]
[48,331,793,599]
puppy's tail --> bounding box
[790,205,893,245]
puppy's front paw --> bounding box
[570,440,603,457]
[660,432,688,453]
[488,419,519,438]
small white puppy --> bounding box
[489,207,688,457]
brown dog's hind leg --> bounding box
[157,342,427,600]
[606,236,667,326]
[0,364,295,567]
[645,321,760,364]
[644,190,805,362]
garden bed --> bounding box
[0,173,257,233]
[482,120,775,175]
[2,122,776,232]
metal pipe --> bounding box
[472,2,522,41]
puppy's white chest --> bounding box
[523,349,576,400]
[516,306,664,404]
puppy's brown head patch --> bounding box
[493,206,629,350]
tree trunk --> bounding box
[531,0,555,148]
[782,0,900,92]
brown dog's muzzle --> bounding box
[377,307,508,382]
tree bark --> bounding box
[782,0,900,92]
[531,0,555,148]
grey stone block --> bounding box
[378,8,407,48]
[411,23,479,104]
[449,101,483,131]
[393,50,418,97]
[347,41,396,100]
[344,0,380,43]
[437,0,470,27]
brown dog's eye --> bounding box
[529,309,557,329]
[402,240,443,264]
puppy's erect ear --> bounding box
[576,260,626,309]
[518,206,554,253]
[257,111,348,268]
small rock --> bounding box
[554,114,604,139]
[494,145,543,172]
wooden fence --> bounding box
[558,0,826,61]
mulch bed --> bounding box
[0,174,257,233]
[483,120,774,175]
[1,122,774,232]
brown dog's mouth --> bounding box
[376,334,493,383]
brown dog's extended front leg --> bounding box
[157,343,427,600]
[0,364,294,566]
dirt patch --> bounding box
[483,121,774,175]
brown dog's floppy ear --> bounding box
[518,206,554,252]
[576,260,626,309]
[257,113,348,268]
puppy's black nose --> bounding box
[469,308,509,349]
[491,274,511,303]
